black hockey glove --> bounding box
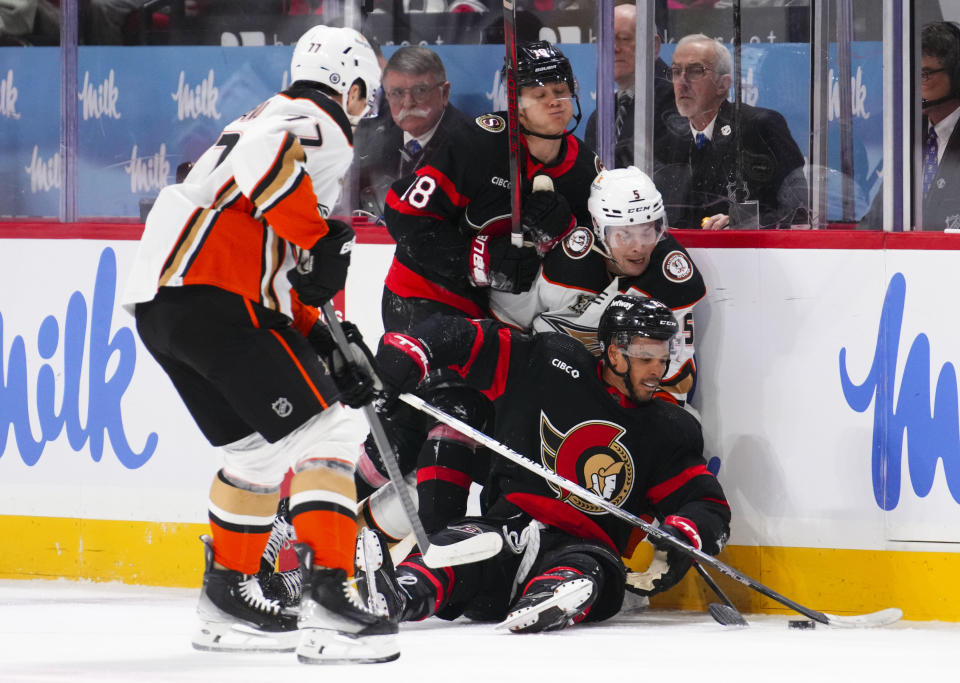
[308,319,381,408]
[468,234,540,294]
[287,219,355,308]
[375,332,432,410]
[624,515,699,597]
[521,175,576,255]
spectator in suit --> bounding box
[352,46,471,221]
[859,21,960,231]
[655,33,807,229]
[584,3,678,169]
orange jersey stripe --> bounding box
[268,329,329,410]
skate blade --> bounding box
[496,578,594,633]
[191,620,299,653]
[296,627,400,664]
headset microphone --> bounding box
[922,94,956,109]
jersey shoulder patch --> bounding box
[661,250,694,283]
[475,114,506,133]
[562,227,595,260]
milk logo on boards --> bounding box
[171,69,221,121]
[0,248,157,468]
[25,146,61,193]
[125,143,171,193]
[1,69,20,119]
[829,66,870,121]
[839,273,960,510]
[486,68,507,112]
[78,69,122,121]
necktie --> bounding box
[400,139,423,176]
[695,132,708,150]
[615,92,633,139]
[923,127,938,196]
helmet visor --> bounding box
[605,222,664,248]
[616,337,673,361]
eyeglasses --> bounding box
[384,82,443,103]
[920,67,948,82]
[668,64,715,82]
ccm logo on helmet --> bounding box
[552,358,580,378]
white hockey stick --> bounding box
[320,303,502,568]
[399,392,903,628]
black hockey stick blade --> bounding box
[695,563,748,627]
[399,392,904,627]
[708,602,748,628]
[320,304,501,568]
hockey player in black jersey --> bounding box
[492,165,706,410]
[381,39,601,331]
[359,295,730,633]
[356,41,603,541]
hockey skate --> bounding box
[354,526,410,622]
[497,568,598,633]
[258,497,302,608]
[191,535,300,653]
[295,540,400,665]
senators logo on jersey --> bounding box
[540,413,634,515]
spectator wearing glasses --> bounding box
[352,46,472,221]
[655,33,807,229]
[583,4,678,169]
[859,21,960,230]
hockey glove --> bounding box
[468,234,540,293]
[624,515,699,597]
[308,319,381,409]
[521,175,576,255]
[375,332,432,410]
[287,219,356,308]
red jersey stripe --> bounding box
[646,464,713,504]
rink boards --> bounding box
[1,225,960,621]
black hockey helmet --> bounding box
[598,295,679,354]
[508,40,578,94]
[503,40,582,138]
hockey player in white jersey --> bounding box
[123,25,399,664]
[491,166,705,409]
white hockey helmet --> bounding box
[290,25,382,116]
[588,166,666,256]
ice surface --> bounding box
[1,579,955,682]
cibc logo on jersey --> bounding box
[540,413,634,515]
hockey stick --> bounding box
[693,563,748,627]
[399,392,903,628]
[503,0,524,247]
[320,303,502,568]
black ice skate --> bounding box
[295,540,400,665]
[498,568,598,633]
[258,498,301,608]
[191,535,300,652]
[259,567,302,608]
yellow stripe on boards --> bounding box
[649,545,960,622]
[0,515,206,587]
[3,515,960,621]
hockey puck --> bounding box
[788,620,815,629]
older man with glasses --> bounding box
[859,21,960,231]
[655,33,807,230]
[353,46,472,221]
